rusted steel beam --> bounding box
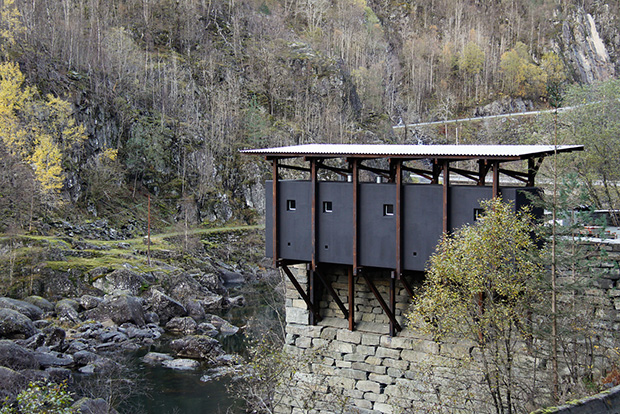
[450,167,479,182]
[272,159,279,267]
[311,158,317,270]
[281,264,320,323]
[352,159,359,275]
[316,161,350,177]
[390,271,397,337]
[527,156,544,186]
[309,266,318,325]
[362,272,401,333]
[431,161,442,184]
[277,163,311,173]
[499,168,528,183]
[442,161,450,233]
[492,161,500,198]
[401,165,433,181]
[393,159,402,277]
[478,160,490,186]
[399,274,415,298]
[358,163,391,179]
[348,267,355,331]
[315,268,349,319]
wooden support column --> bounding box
[272,159,279,267]
[348,267,355,331]
[478,160,490,186]
[442,161,450,234]
[352,159,359,275]
[527,157,544,187]
[492,161,500,198]
[308,264,318,325]
[390,271,397,337]
[310,158,317,270]
[431,161,442,184]
[394,160,402,278]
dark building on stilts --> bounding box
[241,144,584,336]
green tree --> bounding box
[541,52,566,107]
[1,381,75,414]
[500,42,546,99]
[558,79,620,215]
[410,198,544,414]
[459,41,484,76]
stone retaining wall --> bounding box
[533,385,620,414]
[276,241,620,414]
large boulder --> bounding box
[0,366,27,399]
[79,295,102,310]
[195,272,225,294]
[169,335,224,361]
[0,308,37,339]
[199,295,224,312]
[162,358,200,370]
[92,269,149,296]
[143,288,186,324]
[55,299,81,325]
[0,340,39,370]
[166,272,218,303]
[83,293,145,327]
[0,297,43,320]
[23,296,54,314]
[165,317,197,334]
[34,351,73,368]
[184,299,206,320]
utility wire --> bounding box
[392,105,579,130]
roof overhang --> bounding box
[240,144,584,161]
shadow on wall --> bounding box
[531,384,620,414]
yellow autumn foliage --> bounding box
[30,135,64,193]
[410,198,544,340]
[0,0,24,56]
[0,61,85,196]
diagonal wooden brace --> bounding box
[399,274,415,298]
[362,273,401,333]
[315,268,349,319]
[281,264,321,323]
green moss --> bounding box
[531,408,559,414]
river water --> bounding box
[118,280,280,414]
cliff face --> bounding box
[3,0,620,229]
[558,7,616,83]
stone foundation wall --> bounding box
[276,241,620,414]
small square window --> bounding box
[323,201,333,213]
[286,200,296,211]
[474,208,484,221]
[383,204,394,216]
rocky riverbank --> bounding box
[0,227,269,413]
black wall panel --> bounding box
[359,183,396,269]
[265,180,541,270]
[402,185,443,271]
[449,186,493,231]
[265,180,312,261]
[317,182,354,264]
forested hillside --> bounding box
[1,0,619,229]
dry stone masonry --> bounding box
[275,240,620,414]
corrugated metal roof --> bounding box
[240,144,584,159]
